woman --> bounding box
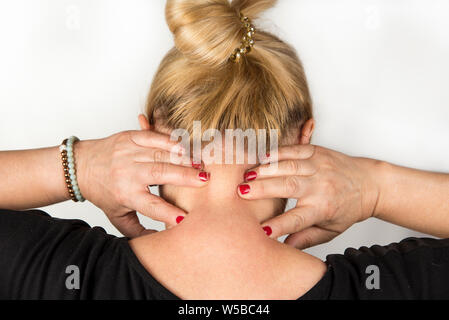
[1,0,449,300]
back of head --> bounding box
[146,0,313,142]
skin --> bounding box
[129,116,327,300]
[240,141,449,249]
[130,114,449,299]
[0,126,211,237]
[1,114,448,298]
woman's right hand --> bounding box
[76,125,209,238]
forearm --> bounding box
[370,160,449,238]
[0,146,71,210]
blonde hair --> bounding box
[145,0,313,141]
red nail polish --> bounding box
[199,171,210,182]
[192,161,202,170]
[176,216,184,224]
[239,184,251,195]
[266,153,271,158]
[263,226,272,236]
[244,171,257,182]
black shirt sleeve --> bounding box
[0,208,115,299]
[302,237,449,300]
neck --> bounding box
[130,189,326,299]
[162,163,280,228]
[129,165,327,299]
[173,200,271,248]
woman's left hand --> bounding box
[238,144,381,249]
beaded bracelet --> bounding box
[59,136,85,202]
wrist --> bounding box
[363,158,393,219]
[73,139,96,202]
[355,157,389,220]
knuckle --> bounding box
[284,176,300,196]
[309,144,318,156]
[291,211,306,231]
[286,160,300,174]
[121,130,133,138]
[112,140,131,159]
[148,199,159,213]
[111,143,123,156]
[298,144,317,159]
[143,202,156,218]
[153,149,165,162]
[301,234,314,249]
[321,199,336,221]
[150,162,166,180]
[320,154,335,170]
[313,145,323,156]
[322,179,336,196]
[117,131,133,145]
[146,198,167,221]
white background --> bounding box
[0,0,448,260]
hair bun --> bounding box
[165,0,277,68]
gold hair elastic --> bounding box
[229,13,256,63]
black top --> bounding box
[1,209,449,300]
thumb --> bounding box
[129,191,187,226]
[284,227,338,250]
[262,206,319,239]
[109,211,157,239]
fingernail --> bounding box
[176,216,185,224]
[192,161,202,170]
[199,171,210,182]
[263,226,272,236]
[244,171,257,181]
[239,184,251,195]
[260,153,271,164]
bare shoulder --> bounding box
[128,231,327,300]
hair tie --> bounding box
[229,13,256,63]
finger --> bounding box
[238,176,309,199]
[131,130,185,154]
[261,206,320,239]
[134,148,194,167]
[109,211,156,239]
[140,229,158,236]
[128,191,187,226]
[267,144,316,163]
[137,162,210,188]
[248,159,317,180]
[284,227,338,249]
